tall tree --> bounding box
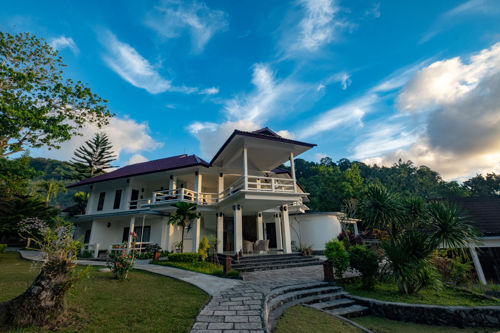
[463,173,500,197]
[69,133,116,180]
[0,32,112,157]
[36,179,67,207]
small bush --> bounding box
[324,240,350,280]
[79,249,93,258]
[198,237,209,261]
[0,244,7,253]
[108,250,134,280]
[168,252,199,263]
[434,254,473,286]
[337,231,362,250]
[348,245,380,290]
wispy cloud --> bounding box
[199,87,219,95]
[145,0,228,53]
[365,3,381,19]
[49,36,79,55]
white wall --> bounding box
[290,213,343,251]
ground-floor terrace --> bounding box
[74,204,300,258]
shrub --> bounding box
[337,231,362,250]
[0,244,7,253]
[79,249,92,258]
[108,250,134,280]
[434,253,473,286]
[198,237,209,261]
[168,252,199,263]
[324,240,350,280]
[348,245,380,290]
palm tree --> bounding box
[37,179,67,207]
[168,202,198,253]
[69,133,116,180]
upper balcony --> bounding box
[129,175,300,209]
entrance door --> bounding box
[266,223,277,248]
[223,216,234,252]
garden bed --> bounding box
[155,260,240,278]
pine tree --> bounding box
[69,133,116,180]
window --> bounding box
[122,226,151,243]
[113,189,122,209]
[97,192,106,211]
[84,230,91,243]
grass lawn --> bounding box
[274,305,363,333]
[0,252,209,332]
[353,316,497,333]
[275,305,498,333]
[155,260,240,277]
[343,282,500,306]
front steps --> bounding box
[265,281,369,331]
[218,253,322,272]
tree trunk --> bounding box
[0,259,75,328]
[181,224,185,253]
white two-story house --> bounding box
[68,128,316,258]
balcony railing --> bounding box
[129,175,298,209]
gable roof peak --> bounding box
[252,127,281,137]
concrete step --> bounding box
[235,260,322,272]
[268,286,343,311]
[327,304,369,318]
[232,257,320,268]
[309,298,356,310]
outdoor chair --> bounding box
[243,240,254,254]
[254,240,269,254]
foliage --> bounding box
[78,249,92,258]
[348,245,380,290]
[324,240,350,280]
[463,173,500,197]
[0,244,6,253]
[168,202,198,253]
[158,260,223,275]
[168,252,199,263]
[0,195,59,243]
[72,191,89,215]
[68,133,117,180]
[337,231,362,250]
[0,155,38,198]
[434,253,474,286]
[0,31,112,157]
[198,236,209,261]
[34,179,67,207]
[107,250,134,280]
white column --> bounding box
[169,175,177,191]
[470,247,487,285]
[275,213,283,250]
[218,173,224,201]
[192,215,201,253]
[281,205,292,253]
[127,216,136,253]
[88,220,99,258]
[194,171,202,203]
[233,205,243,254]
[243,145,248,190]
[160,216,173,251]
[256,212,263,240]
[217,212,224,253]
[290,152,297,193]
[353,222,359,236]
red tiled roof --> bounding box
[67,154,209,188]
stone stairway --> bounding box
[265,281,369,331]
[218,253,322,272]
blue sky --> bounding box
[2,0,500,180]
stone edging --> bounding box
[346,294,500,328]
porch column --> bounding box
[470,247,487,285]
[192,215,201,253]
[281,205,292,253]
[233,205,243,254]
[290,152,297,193]
[218,173,224,201]
[160,216,174,252]
[353,222,359,236]
[194,171,202,204]
[89,220,99,258]
[274,213,283,250]
[243,145,248,190]
[256,212,263,240]
[127,216,136,253]
[169,175,177,191]
[217,212,224,253]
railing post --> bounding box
[179,188,184,202]
[152,192,157,203]
[271,178,276,192]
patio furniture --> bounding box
[254,240,269,254]
[243,240,254,254]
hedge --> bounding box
[168,253,200,263]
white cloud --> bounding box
[298,94,377,139]
[145,0,228,53]
[298,0,338,51]
[362,42,500,180]
[125,154,149,165]
[99,30,172,94]
[33,116,163,163]
[49,36,79,55]
[199,87,219,95]
[365,3,381,19]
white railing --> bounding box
[128,198,151,210]
[142,175,297,207]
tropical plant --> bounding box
[0,217,87,327]
[168,202,198,253]
[348,245,380,290]
[0,32,112,158]
[324,240,350,281]
[36,179,67,207]
[69,133,117,180]
[198,236,209,261]
[108,249,135,280]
